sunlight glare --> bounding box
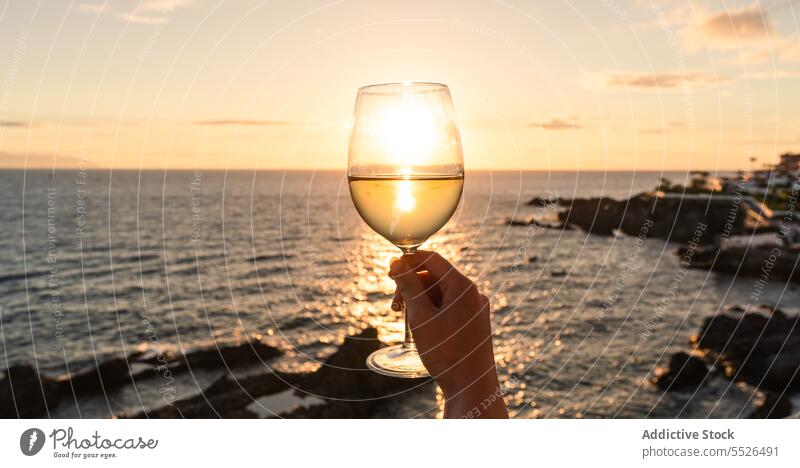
[394,179,416,212]
[374,98,437,165]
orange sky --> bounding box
[0,0,799,171]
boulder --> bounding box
[662,307,800,410]
[685,247,800,283]
[130,327,430,419]
[558,192,768,243]
[65,356,150,397]
[131,371,295,418]
[180,340,282,369]
[135,339,283,373]
[296,327,427,400]
[527,195,560,207]
[0,364,63,418]
[748,393,793,419]
[652,352,710,392]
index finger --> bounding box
[402,250,464,283]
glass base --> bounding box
[366,344,430,378]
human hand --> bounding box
[389,250,508,419]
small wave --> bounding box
[248,253,294,263]
[116,253,161,264]
[174,253,220,265]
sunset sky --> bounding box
[0,0,798,171]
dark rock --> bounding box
[283,328,432,418]
[131,371,295,418]
[676,245,718,269]
[0,365,63,418]
[531,219,569,230]
[279,399,407,418]
[139,339,283,373]
[558,192,769,243]
[65,356,150,397]
[762,347,800,393]
[748,393,792,419]
[528,255,539,263]
[652,352,710,392]
[182,340,282,369]
[687,247,800,283]
[558,196,628,235]
[675,308,800,399]
[296,328,427,400]
[504,217,566,230]
[527,195,560,207]
[505,217,531,226]
[129,327,430,419]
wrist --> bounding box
[441,368,508,419]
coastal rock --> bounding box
[179,340,282,369]
[135,339,283,373]
[505,217,530,226]
[558,193,768,242]
[527,195,560,207]
[135,371,294,418]
[558,197,625,235]
[283,328,432,418]
[658,307,800,417]
[692,310,800,392]
[129,327,431,419]
[0,365,63,418]
[652,352,710,392]
[504,217,568,230]
[64,355,151,397]
[748,393,793,419]
[295,327,428,400]
[684,246,800,283]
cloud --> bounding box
[1,119,141,129]
[701,5,773,41]
[0,120,31,128]
[118,0,193,24]
[605,71,728,89]
[531,117,583,130]
[193,119,313,127]
[674,3,800,65]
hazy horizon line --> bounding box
[0,166,743,173]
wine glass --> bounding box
[347,82,464,378]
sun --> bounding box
[373,96,438,166]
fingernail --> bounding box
[389,259,408,278]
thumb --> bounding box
[389,258,435,315]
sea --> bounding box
[2,169,797,418]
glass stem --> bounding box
[400,247,416,350]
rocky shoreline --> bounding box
[0,328,432,419]
[542,192,767,242]
[651,304,800,418]
[518,192,800,282]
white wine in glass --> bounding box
[347,82,464,378]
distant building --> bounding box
[777,153,800,172]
